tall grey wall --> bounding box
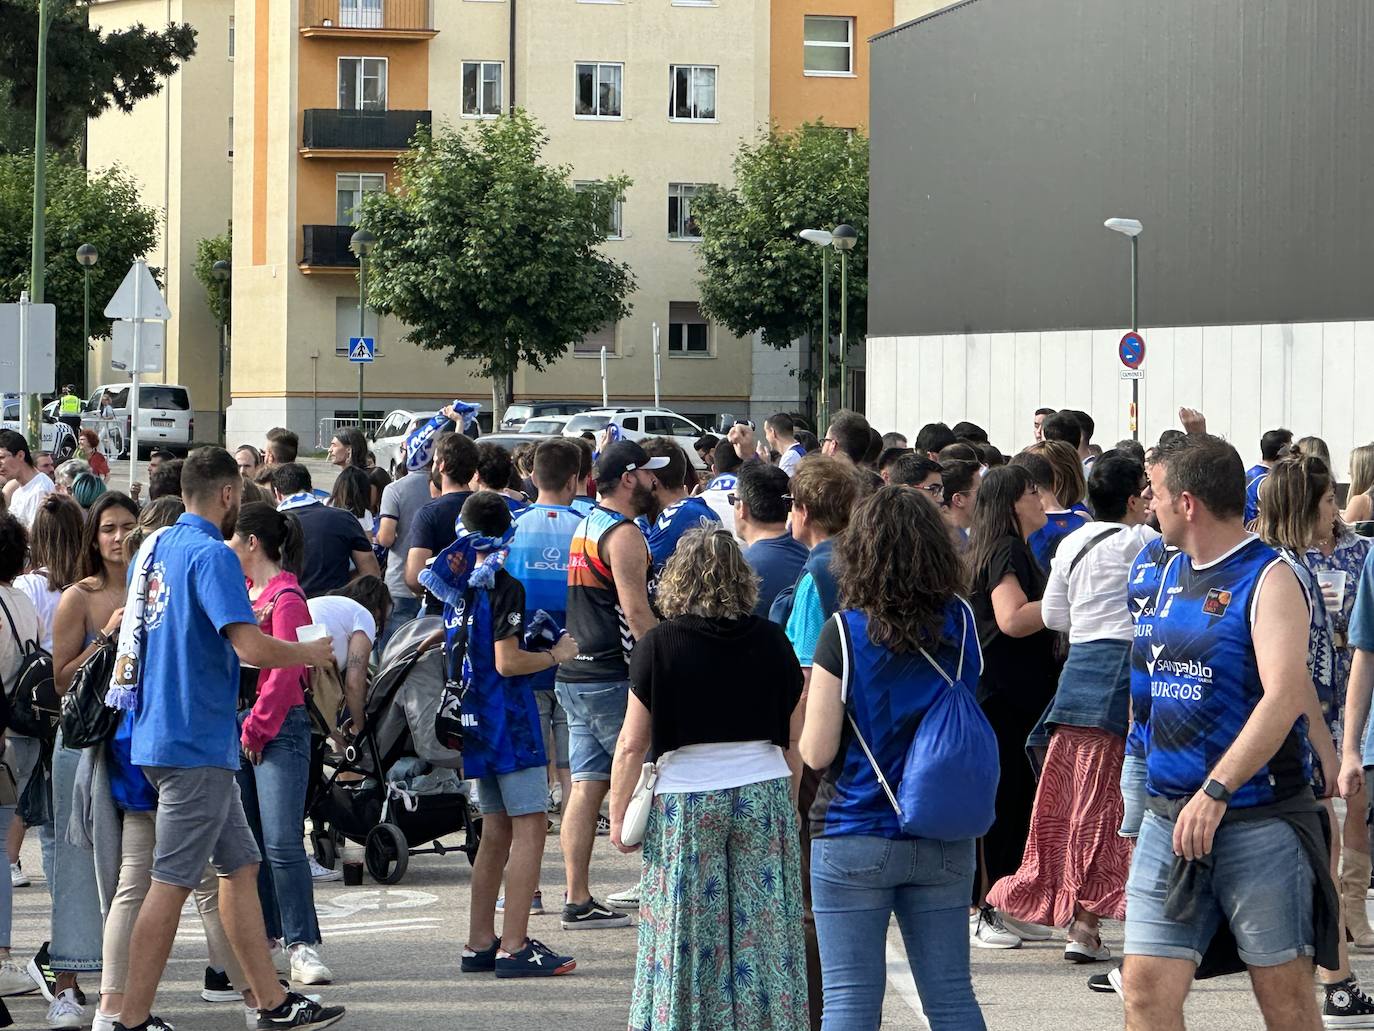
[869,0,1374,337]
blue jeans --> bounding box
[553,679,628,782]
[38,732,103,971]
[236,706,321,947]
[811,835,986,1031]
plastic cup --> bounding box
[297,624,329,643]
[1316,570,1347,613]
[342,860,364,886]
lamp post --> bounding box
[831,224,858,413]
[26,0,56,443]
[1104,217,1144,441]
[349,229,378,425]
[76,244,98,395]
[211,259,231,445]
[799,229,833,430]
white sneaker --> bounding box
[1065,937,1112,963]
[999,913,1054,941]
[0,959,38,996]
[969,905,1022,949]
[606,886,640,910]
[91,1010,118,1031]
[269,939,289,975]
[308,856,341,883]
[46,988,84,1029]
[288,942,333,985]
[10,863,28,888]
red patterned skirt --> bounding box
[986,725,1132,926]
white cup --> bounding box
[297,624,329,643]
[1316,570,1348,613]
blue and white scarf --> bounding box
[591,422,622,464]
[106,526,174,712]
[404,401,482,473]
[418,523,518,608]
[277,491,320,513]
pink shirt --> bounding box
[240,571,311,754]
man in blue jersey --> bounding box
[1122,433,1338,1031]
[639,437,719,574]
[737,463,808,617]
[1244,427,1294,525]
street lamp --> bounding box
[1104,217,1143,441]
[349,229,378,425]
[831,224,858,412]
[211,259,231,446]
[76,244,98,394]
[799,229,833,430]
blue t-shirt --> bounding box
[507,503,583,689]
[130,513,257,771]
[108,711,157,811]
[785,574,826,667]
[1344,546,1374,762]
[570,496,596,517]
[744,532,810,618]
[1244,470,1268,525]
[504,496,529,516]
[1028,511,1087,572]
[645,496,720,570]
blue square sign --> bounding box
[348,336,375,363]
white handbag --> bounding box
[620,760,660,847]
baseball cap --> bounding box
[594,440,670,484]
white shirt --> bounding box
[9,473,54,529]
[700,488,739,538]
[0,584,41,686]
[778,443,805,478]
[1042,521,1161,644]
[654,741,791,795]
[306,595,377,670]
[13,572,60,652]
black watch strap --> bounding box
[1202,777,1233,803]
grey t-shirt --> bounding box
[378,471,434,602]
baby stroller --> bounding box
[308,616,482,884]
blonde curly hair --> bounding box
[655,527,759,620]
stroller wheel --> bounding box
[313,832,338,871]
[365,823,410,884]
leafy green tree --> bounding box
[0,153,159,386]
[0,0,198,153]
[692,122,869,390]
[360,111,635,416]
[192,227,231,326]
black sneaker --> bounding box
[595,814,611,836]
[113,1018,177,1031]
[495,938,576,978]
[1087,967,1124,995]
[1323,977,1374,1028]
[27,942,55,1003]
[201,966,241,1003]
[255,992,344,1030]
[560,896,631,931]
[459,942,499,973]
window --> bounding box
[336,173,386,225]
[462,61,503,117]
[575,322,617,357]
[575,63,623,118]
[803,16,854,75]
[668,302,709,355]
[339,0,384,27]
[621,417,639,432]
[228,16,235,59]
[338,57,388,111]
[227,116,234,160]
[667,183,705,240]
[669,65,717,121]
[574,181,624,239]
[335,296,380,357]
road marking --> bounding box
[176,918,441,942]
[886,942,931,1028]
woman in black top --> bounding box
[965,465,1060,947]
[609,527,808,1031]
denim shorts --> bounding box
[536,689,570,770]
[143,766,262,889]
[554,680,628,782]
[1119,752,1147,838]
[476,765,549,817]
[1124,810,1314,967]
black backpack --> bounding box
[0,591,59,741]
[60,639,119,749]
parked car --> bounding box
[562,408,707,467]
[520,416,569,435]
[478,433,554,454]
[370,409,438,475]
[1,399,77,461]
[85,383,194,459]
[500,401,592,431]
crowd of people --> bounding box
[0,394,1368,1030]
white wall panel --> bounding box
[1201,326,1234,431]
[1228,325,1263,465]
[1321,322,1355,477]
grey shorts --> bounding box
[143,766,262,889]
[536,689,570,770]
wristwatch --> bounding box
[1202,778,1233,804]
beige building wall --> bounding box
[86,0,235,438]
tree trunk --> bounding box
[490,373,510,431]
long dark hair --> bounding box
[333,428,369,469]
[329,466,373,519]
[332,575,392,637]
[77,492,139,586]
[838,485,965,652]
[29,494,84,592]
[234,502,304,574]
[966,465,1035,584]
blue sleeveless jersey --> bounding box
[507,503,583,689]
[1244,471,1268,524]
[1126,537,1177,760]
[1143,535,1311,807]
[1028,511,1087,571]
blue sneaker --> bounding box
[494,938,576,978]
[496,890,544,916]
[460,941,499,973]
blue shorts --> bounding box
[553,680,628,782]
[1124,810,1315,968]
[1119,752,1147,838]
[476,765,549,817]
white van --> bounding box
[87,383,195,458]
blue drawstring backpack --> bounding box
[841,603,999,841]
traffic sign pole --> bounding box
[130,261,143,493]
[1130,235,1139,441]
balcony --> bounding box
[301,0,437,39]
[300,109,431,157]
[300,225,361,274]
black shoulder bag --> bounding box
[60,639,120,748]
[0,591,58,740]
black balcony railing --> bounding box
[301,225,360,268]
[301,109,431,151]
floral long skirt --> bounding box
[628,776,810,1031]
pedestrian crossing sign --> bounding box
[348,336,375,363]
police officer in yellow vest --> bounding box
[57,385,82,435]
